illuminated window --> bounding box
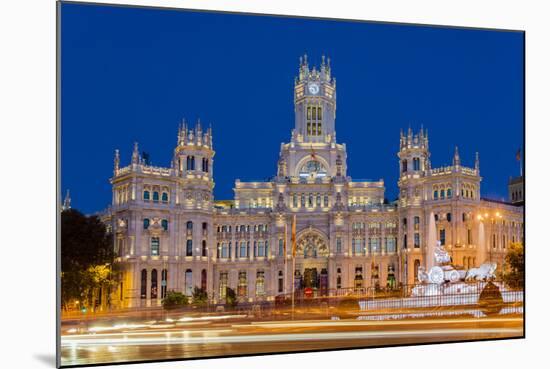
[256,270,265,296]
[238,271,247,297]
[219,272,228,298]
[185,269,192,296]
[140,269,147,299]
[161,269,168,299]
[151,269,158,299]
[151,237,160,256]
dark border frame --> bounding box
[56,1,526,367]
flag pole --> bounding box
[284,222,287,296]
[291,214,296,320]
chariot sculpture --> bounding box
[417,241,496,286]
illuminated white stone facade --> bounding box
[109,56,523,308]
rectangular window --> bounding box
[414,233,420,248]
[293,194,297,207]
[387,237,396,253]
[186,239,193,256]
[151,237,160,256]
[258,241,265,257]
[336,237,342,254]
[353,239,363,255]
[403,234,407,249]
[219,272,228,299]
[240,242,247,258]
[414,216,420,230]
[467,229,472,244]
[439,229,446,245]
[256,271,265,296]
[278,239,284,257]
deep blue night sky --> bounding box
[61,3,524,215]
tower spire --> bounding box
[475,151,480,172]
[132,142,140,164]
[62,189,71,211]
[114,149,120,174]
[453,146,461,166]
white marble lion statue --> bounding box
[465,262,497,281]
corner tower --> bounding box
[293,54,337,143]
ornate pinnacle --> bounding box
[131,142,139,164]
[114,149,120,172]
[453,146,461,166]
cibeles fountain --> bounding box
[412,211,497,297]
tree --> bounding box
[225,287,238,308]
[502,242,524,289]
[162,291,189,310]
[61,208,114,310]
[192,286,208,307]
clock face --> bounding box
[308,83,320,95]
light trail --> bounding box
[61,327,522,347]
[231,317,523,329]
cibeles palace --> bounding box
[108,56,524,307]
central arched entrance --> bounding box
[294,230,329,296]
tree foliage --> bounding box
[162,291,189,310]
[192,286,208,307]
[225,287,238,307]
[61,209,115,310]
[502,242,524,289]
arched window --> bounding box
[413,157,420,171]
[143,190,150,201]
[161,269,168,299]
[151,269,158,299]
[161,192,168,202]
[186,221,193,230]
[140,269,147,299]
[153,191,159,202]
[186,239,193,256]
[439,190,444,199]
[143,218,150,230]
[202,240,207,257]
[185,269,193,296]
[161,219,168,231]
[324,195,329,207]
[433,190,438,200]
[446,188,452,198]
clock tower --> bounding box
[294,54,337,143]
